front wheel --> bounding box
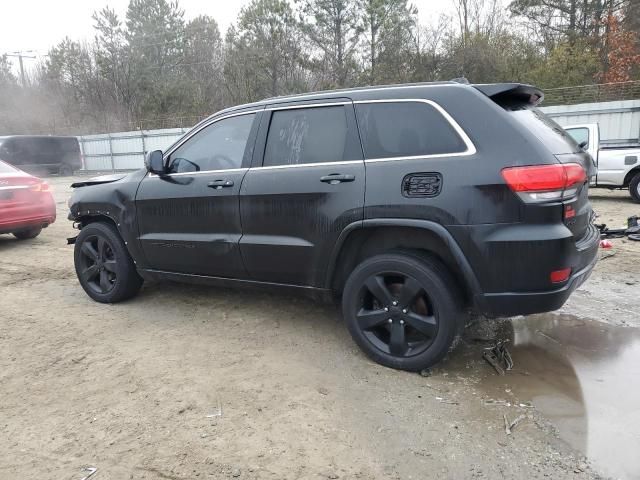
[342,252,466,371]
[629,172,640,203]
[74,221,142,303]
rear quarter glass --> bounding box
[507,107,581,155]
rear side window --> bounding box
[263,106,348,166]
[355,102,467,159]
[507,107,581,154]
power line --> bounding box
[6,51,36,86]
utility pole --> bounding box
[6,51,36,87]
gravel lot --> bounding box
[1,175,639,480]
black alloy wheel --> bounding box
[342,252,465,371]
[73,221,143,303]
[78,234,118,295]
[356,272,438,357]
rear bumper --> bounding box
[449,220,600,317]
[0,211,56,234]
[475,249,598,316]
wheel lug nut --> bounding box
[402,309,407,314]
[400,320,405,325]
[388,318,393,324]
[384,307,389,312]
[392,301,398,306]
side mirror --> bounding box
[578,140,588,150]
[144,150,165,175]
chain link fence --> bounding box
[543,81,640,106]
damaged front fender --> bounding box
[68,169,148,268]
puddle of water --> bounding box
[467,314,640,480]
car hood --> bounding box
[71,173,128,188]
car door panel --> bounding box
[135,111,261,278]
[239,101,365,287]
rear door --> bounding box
[135,110,261,278]
[239,100,365,286]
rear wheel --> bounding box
[342,252,466,371]
[59,164,74,176]
[13,227,42,240]
[629,172,640,203]
[74,222,142,303]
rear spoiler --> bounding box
[473,83,544,107]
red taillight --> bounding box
[501,163,586,203]
[550,268,571,284]
[29,182,51,193]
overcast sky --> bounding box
[1,0,454,73]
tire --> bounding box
[342,252,466,371]
[12,227,43,240]
[629,172,640,203]
[74,221,142,303]
[59,164,74,176]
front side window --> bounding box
[355,102,467,159]
[263,106,348,167]
[168,114,255,173]
[566,127,589,147]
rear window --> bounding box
[0,160,18,173]
[263,106,348,167]
[355,102,467,159]
[507,107,581,154]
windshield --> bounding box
[0,160,18,174]
[507,106,582,154]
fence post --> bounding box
[78,136,86,171]
[140,129,146,168]
[107,133,115,172]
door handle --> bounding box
[208,179,234,189]
[320,174,355,184]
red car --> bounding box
[0,160,56,239]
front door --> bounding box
[239,101,365,287]
[136,110,261,278]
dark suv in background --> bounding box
[0,135,81,176]
[68,81,599,371]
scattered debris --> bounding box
[205,398,223,418]
[536,330,560,344]
[596,216,640,239]
[503,414,511,435]
[504,414,526,435]
[435,396,459,405]
[483,399,511,407]
[419,368,432,377]
[600,251,616,260]
[232,467,241,477]
[317,387,329,396]
[599,239,613,249]
[483,340,513,375]
[80,467,97,480]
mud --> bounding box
[460,314,640,480]
[1,177,639,479]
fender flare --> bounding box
[325,218,485,305]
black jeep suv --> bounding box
[68,81,599,371]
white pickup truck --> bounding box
[565,123,640,203]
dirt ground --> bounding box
[1,177,639,480]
